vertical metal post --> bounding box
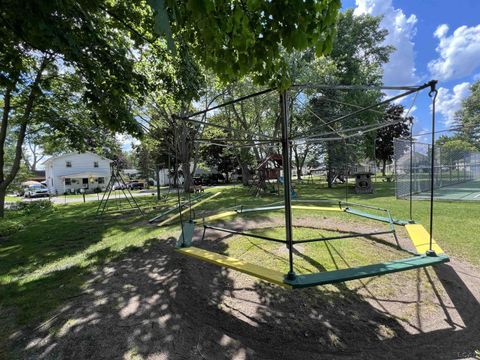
[409,122,413,221]
[156,164,161,201]
[280,90,296,280]
[428,83,438,255]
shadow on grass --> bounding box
[2,200,479,359]
[9,229,478,359]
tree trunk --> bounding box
[293,146,301,180]
[182,162,192,192]
[382,159,386,176]
[0,57,48,217]
[0,188,5,218]
[327,143,334,188]
[240,162,250,186]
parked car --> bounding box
[23,184,49,198]
[193,176,203,185]
[127,181,144,190]
[113,182,126,190]
[202,173,226,186]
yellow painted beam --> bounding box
[292,205,342,212]
[405,224,444,255]
[201,210,238,222]
[157,192,222,227]
[176,246,291,288]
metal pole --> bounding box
[156,164,161,201]
[428,84,438,255]
[409,121,413,221]
[281,90,296,280]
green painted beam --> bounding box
[176,221,196,248]
[344,207,409,226]
[284,254,449,288]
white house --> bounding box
[43,152,112,195]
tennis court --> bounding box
[416,179,480,201]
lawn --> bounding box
[0,180,479,357]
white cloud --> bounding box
[354,0,418,85]
[116,133,140,152]
[434,24,449,39]
[428,24,480,81]
[435,82,471,125]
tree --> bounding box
[455,81,480,149]
[0,0,163,216]
[303,9,394,186]
[200,142,237,183]
[149,0,341,86]
[436,135,476,166]
[375,105,412,176]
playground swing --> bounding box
[96,162,144,216]
[166,81,449,288]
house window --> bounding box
[65,178,71,185]
[82,178,88,185]
[94,161,99,168]
[98,177,104,184]
[66,161,72,167]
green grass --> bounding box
[0,201,179,357]
[224,227,406,275]
[197,181,480,265]
[0,180,479,357]
[5,196,21,202]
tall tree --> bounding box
[455,81,480,149]
[375,105,412,176]
[301,9,394,186]
[0,0,164,216]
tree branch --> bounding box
[2,56,50,189]
[0,76,17,182]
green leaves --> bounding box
[149,0,175,53]
[148,0,341,88]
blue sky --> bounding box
[343,0,480,142]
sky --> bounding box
[343,0,480,142]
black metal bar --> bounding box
[342,202,389,212]
[281,90,296,280]
[301,82,434,137]
[428,84,438,253]
[295,117,406,141]
[204,225,287,244]
[179,88,275,119]
[291,83,423,91]
[96,164,114,215]
[409,121,414,221]
[292,230,395,244]
[179,117,274,140]
[196,138,279,143]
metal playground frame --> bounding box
[163,81,450,288]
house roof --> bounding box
[42,152,112,165]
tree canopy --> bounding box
[455,80,480,149]
[149,0,341,87]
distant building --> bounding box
[27,170,46,183]
[43,152,112,194]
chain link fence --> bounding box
[394,139,480,198]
